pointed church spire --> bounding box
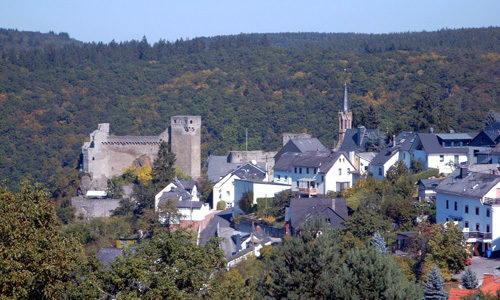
[343,82,349,113]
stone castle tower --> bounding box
[82,116,201,188]
[337,83,352,148]
[170,116,201,179]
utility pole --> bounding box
[252,220,255,254]
[245,128,248,151]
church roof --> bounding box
[338,127,381,152]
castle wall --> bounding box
[171,116,201,179]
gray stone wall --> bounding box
[71,197,121,218]
[171,116,201,179]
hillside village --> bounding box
[72,84,500,285]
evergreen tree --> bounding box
[423,266,448,300]
[370,231,387,255]
[461,268,479,289]
[151,142,176,187]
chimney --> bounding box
[459,166,468,179]
[393,135,396,147]
[430,127,434,133]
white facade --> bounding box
[427,153,468,174]
[212,173,238,209]
[154,182,199,210]
[273,153,354,195]
[369,150,400,180]
[177,203,212,222]
[436,182,500,254]
[233,179,291,215]
[358,155,371,174]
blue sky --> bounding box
[1,0,498,43]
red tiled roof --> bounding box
[449,274,500,300]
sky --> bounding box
[0,0,499,43]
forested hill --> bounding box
[0,27,499,190]
[0,29,81,52]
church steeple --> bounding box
[343,82,349,113]
[337,83,353,149]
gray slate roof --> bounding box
[418,179,442,190]
[275,138,327,161]
[288,197,348,231]
[357,152,377,162]
[435,170,500,198]
[436,133,476,140]
[484,122,500,143]
[232,163,266,181]
[338,127,382,152]
[274,151,342,173]
[417,133,468,154]
[207,155,267,183]
[96,247,124,267]
[370,147,399,166]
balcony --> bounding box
[484,197,500,205]
[299,187,317,196]
[463,231,492,240]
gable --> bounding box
[470,131,495,147]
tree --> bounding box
[216,200,226,210]
[426,223,468,277]
[386,160,409,183]
[410,159,425,174]
[344,206,391,241]
[461,268,479,289]
[329,247,422,299]
[151,142,176,187]
[370,231,387,255]
[0,184,83,298]
[81,228,224,299]
[423,266,448,300]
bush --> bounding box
[216,200,227,210]
[239,192,255,214]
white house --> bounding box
[410,133,468,174]
[356,152,377,174]
[233,180,291,216]
[273,151,354,196]
[435,167,500,256]
[212,162,267,210]
[368,148,401,180]
[154,179,210,223]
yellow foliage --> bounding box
[137,165,152,184]
[482,52,500,62]
[262,216,276,223]
[292,71,310,79]
[417,69,424,76]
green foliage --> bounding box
[216,200,226,210]
[0,183,84,298]
[423,266,448,300]
[1,29,499,192]
[344,205,391,241]
[239,192,255,214]
[410,158,425,174]
[461,268,479,289]
[80,228,225,299]
[256,190,292,218]
[386,160,409,182]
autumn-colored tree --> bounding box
[0,183,84,299]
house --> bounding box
[286,197,348,235]
[410,133,468,174]
[212,162,267,209]
[233,180,291,216]
[470,122,500,147]
[368,132,415,179]
[449,274,500,300]
[273,151,355,196]
[206,150,275,183]
[154,179,212,227]
[435,167,500,256]
[337,126,385,164]
[356,152,377,174]
[274,137,327,162]
[418,179,442,202]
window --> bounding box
[322,175,325,181]
[464,221,469,228]
[338,168,342,175]
[440,155,444,162]
[294,167,297,173]
[476,223,480,231]
[299,168,302,174]
[306,168,309,174]
[487,225,491,233]
[487,209,491,217]
[296,181,299,187]
[285,176,288,180]
[379,168,383,176]
[446,200,449,209]
[314,168,317,174]
[475,207,480,215]
[347,168,350,173]
[446,218,449,221]
[454,201,457,211]
[465,205,469,214]
[402,153,406,159]
[277,175,281,180]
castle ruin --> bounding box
[82,116,201,187]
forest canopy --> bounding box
[0,27,499,189]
